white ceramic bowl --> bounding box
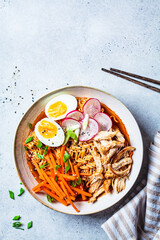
[14,86,143,215]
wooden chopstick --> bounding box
[110,68,160,85]
[101,68,160,94]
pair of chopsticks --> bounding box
[101,68,160,93]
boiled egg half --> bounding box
[45,94,77,120]
[35,118,64,147]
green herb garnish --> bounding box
[9,190,14,199]
[28,123,33,130]
[12,221,24,230]
[55,165,61,171]
[27,221,33,229]
[44,146,48,155]
[36,141,43,148]
[18,188,24,196]
[70,177,81,187]
[36,153,44,159]
[76,177,81,185]
[70,181,76,187]
[47,194,53,203]
[63,130,78,145]
[63,151,70,162]
[13,215,20,220]
[20,182,22,185]
[26,136,33,144]
[24,146,28,151]
[65,164,71,173]
[55,176,58,182]
[40,163,49,169]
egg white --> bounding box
[45,94,77,120]
[35,118,65,147]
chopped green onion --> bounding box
[20,182,22,185]
[36,153,44,159]
[28,123,33,130]
[40,163,49,169]
[70,181,76,187]
[44,146,48,155]
[70,177,81,187]
[27,221,33,229]
[18,188,24,196]
[65,164,71,173]
[76,177,81,185]
[63,130,78,145]
[26,136,33,144]
[12,222,22,228]
[55,165,61,171]
[24,146,28,151]
[63,151,70,163]
[9,190,14,200]
[47,194,53,203]
[55,175,58,182]
[36,141,43,148]
[13,215,20,220]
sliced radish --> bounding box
[94,112,112,131]
[61,118,81,131]
[83,98,101,118]
[79,118,99,141]
[66,110,84,121]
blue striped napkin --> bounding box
[101,131,160,240]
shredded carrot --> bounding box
[49,151,56,167]
[34,187,41,193]
[32,159,45,180]
[71,186,92,197]
[43,187,67,206]
[74,166,86,200]
[40,168,65,199]
[60,145,66,173]
[32,181,46,192]
[60,182,79,212]
[60,176,75,196]
[45,153,55,178]
[58,173,76,181]
[69,159,74,175]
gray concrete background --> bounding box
[0,0,160,239]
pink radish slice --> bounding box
[66,110,84,121]
[61,118,81,130]
[94,112,112,131]
[79,118,99,141]
[83,98,101,118]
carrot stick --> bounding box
[60,176,75,196]
[34,187,41,193]
[32,181,46,192]
[60,182,79,212]
[60,145,66,173]
[42,187,67,206]
[69,159,75,175]
[40,168,65,199]
[58,173,76,181]
[49,152,56,167]
[71,186,92,197]
[45,153,55,178]
[74,166,86,200]
[32,159,45,180]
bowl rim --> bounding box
[14,85,143,215]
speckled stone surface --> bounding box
[0,1,160,239]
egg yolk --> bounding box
[38,119,57,139]
[47,101,67,118]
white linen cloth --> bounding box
[101,131,160,240]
